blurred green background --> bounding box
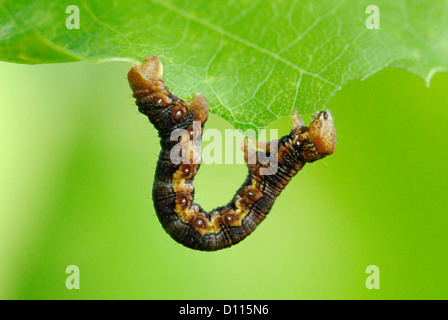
[0,61,447,299]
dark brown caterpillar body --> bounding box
[128,56,337,251]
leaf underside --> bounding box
[1,0,447,131]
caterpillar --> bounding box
[128,56,337,251]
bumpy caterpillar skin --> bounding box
[128,56,337,251]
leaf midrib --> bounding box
[150,0,341,89]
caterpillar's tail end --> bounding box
[128,56,173,106]
[128,56,164,93]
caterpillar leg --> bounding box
[128,56,336,251]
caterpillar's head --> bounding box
[309,111,337,156]
[291,111,337,162]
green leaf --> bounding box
[1,0,447,131]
